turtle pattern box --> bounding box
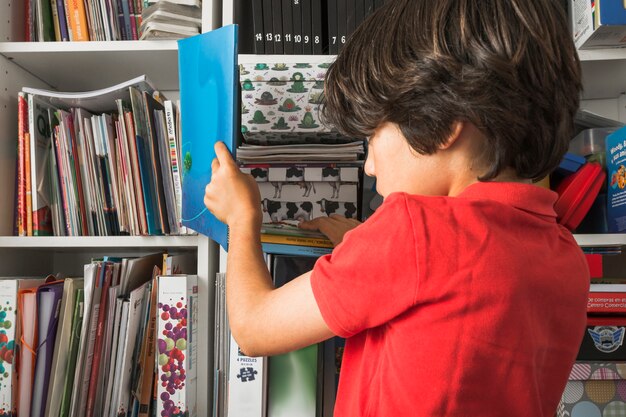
[240,62,347,145]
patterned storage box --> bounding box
[558,362,626,416]
[239,62,349,145]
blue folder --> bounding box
[178,25,239,250]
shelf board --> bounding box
[578,49,626,61]
[238,54,336,65]
[0,40,180,91]
[0,235,201,249]
[574,234,626,247]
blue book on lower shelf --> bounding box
[178,25,239,250]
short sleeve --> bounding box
[310,193,420,338]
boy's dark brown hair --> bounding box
[322,0,582,181]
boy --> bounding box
[203,0,589,415]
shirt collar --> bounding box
[458,181,558,218]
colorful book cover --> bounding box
[606,126,626,232]
[0,280,17,417]
[178,25,239,249]
[156,275,198,417]
[64,0,90,41]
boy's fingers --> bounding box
[211,157,220,173]
[214,141,236,167]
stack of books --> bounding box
[14,75,190,237]
[0,252,198,417]
[140,0,202,40]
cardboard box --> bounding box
[570,0,626,49]
[240,62,348,145]
[560,362,626,416]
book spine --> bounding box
[136,277,158,417]
[127,0,138,40]
[39,0,57,41]
[262,0,275,53]
[311,0,324,54]
[51,0,62,40]
[17,94,27,236]
[337,0,347,51]
[56,0,70,40]
[85,265,112,417]
[261,233,334,248]
[292,0,303,54]
[282,0,294,54]
[25,133,33,236]
[164,101,185,234]
[262,242,332,256]
[363,0,374,18]
[66,0,90,40]
[124,110,148,235]
[25,0,32,41]
[327,0,339,54]
[346,0,356,40]
[252,0,265,54]
[354,0,364,30]
[53,126,72,235]
[588,292,626,314]
[68,115,90,235]
[272,0,284,53]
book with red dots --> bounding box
[156,275,199,417]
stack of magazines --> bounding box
[140,0,202,40]
[15,75,191,237]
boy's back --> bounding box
[311,182,589,416]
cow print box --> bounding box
[240,165,360,223]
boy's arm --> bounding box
[204,142,335,357]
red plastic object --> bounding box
[554,162,606,231]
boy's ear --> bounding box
[438,122,464,150]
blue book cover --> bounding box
[606,126,626,232]
[600,0,626,25]
[178,25,239,250]
[262,243,332,257]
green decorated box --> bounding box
[239,62,347,145]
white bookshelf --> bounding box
[0,1,221,415]
[574,234,626,247]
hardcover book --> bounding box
[606,126,626,232]
[178,25,239,250]
[156,275,198,417]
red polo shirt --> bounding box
[311,182,589,417]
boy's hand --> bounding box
[299,215,362,246]
[204,142,262,230]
